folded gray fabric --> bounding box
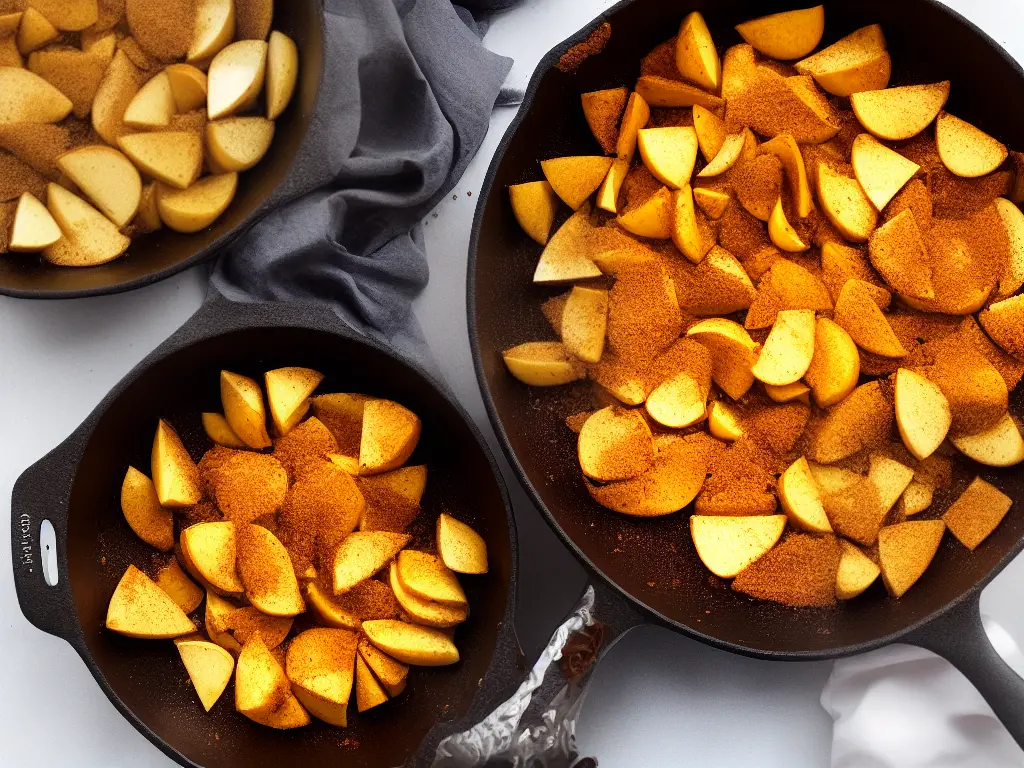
[211,0,513,374]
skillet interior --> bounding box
[471,0,1024,656]
[0,1,324,299]
[65,326,512,767]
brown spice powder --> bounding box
[0,151,46,203]
[235,0,274,41]
[211,452,288,524]
[0,201,16,254]
[606,263,683,361]
[943,477,1012,551]
[744,401,811,455]
[28,48,108,119]
[225,607,292,648]
[732,533,841,607]
[557,22,611,73]
[272,417,339,480]
[958,316,1024,390]
[280,461,364,567]
[640,37,679,81]
[0,123,73,179]
[125,0,196,61]
[94,0,126,31]
[823,478,886,546]
[356,478,421,534]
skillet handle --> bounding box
[9,437,80,643]
[904,596,1024,749]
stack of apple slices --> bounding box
[105,365,489,728]
[0,0,299,267]
[503,5,1024,606]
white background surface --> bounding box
[2,0,1024,765]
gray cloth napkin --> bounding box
[210,0,514,374]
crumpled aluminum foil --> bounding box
[432,587,599,767]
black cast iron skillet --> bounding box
[0,2,325,300]
[469,0,1024,747]
[10,298,520,767]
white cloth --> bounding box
[822,618,1024,768]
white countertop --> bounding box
[2,0,1023,765]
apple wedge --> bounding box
[697,131,748,178]
[895,368,952,460]
[220,370,271,449]
[177,640,234,711]
[675,11,720,92]
[157,173,239,233]
[16,8,59,56]
[878,520,945,597]
[869,454,915,516]
[779,456,832,533]
[581,87,628,154]
[502,341,585,387]
[155,559,203,613]
[263,366,323,435]
[236,634,310,726]
[396,551,467,608]
[91,50,143,145]
[645,341,712,429]
[118,131,203,190]
[867,210,933,299]
[359,399,420,475]
[735,5,824,61]
[615,91,650,164]
[388,561,467,628]
[634,75,724,110]
[532,206,605,283]
[638,127,698,190]
[509,180,559,245]
[690,515,787,579]
[768,198,808,252]
[811,380,893,464]
[693,187,730,219]
[578,406,654,482]
[266,30,299,120]
[207,40,268,120]
[693,104,726,162]
[8,192,61,252]
[285,628,357,727]
[851,81,950,141]
[355,655,389,712]
[540,156,614,210]
[804,316,860,408]
[560,286,608,364]
[188,0,235,62]
[123,70,175,129]
[207,117,275,173]
[358,637,408,697]
[674,246,755,315]
[333,531,410,594]
[204,590,242,653]
[795,24,890,97]
[181,521,244,594]
[950,412,1024,467]
[833,280,905,358]
[979,295,1024,361]
[995,198,1024,297]
[57,145,142,228]
[943,477,1012,551]
[765,381,810,404]
[671,185,713,263]
[835,540,880,600]
[760,134,813,219]
[686,318,758,400]
[361,620,460,667]
[106,565,196,639]
[618,185,673,239]
[43,183,131,266]
[151,418,202,507]
[732,534,841,606]
[121,466,174,551]
[751,309,816,386]
[901,481,934,517]
[165,64,208,112]
[708,401,744,442]
[817,163,878,243]
[236,524,304,617]
[436,514,488,575]
[852,134,920,212]
[23,0,96,32]
[596,158,629,213]
[936,112,1008,179]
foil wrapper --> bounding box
[432,587,600,767]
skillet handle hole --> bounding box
[39,520,58,587]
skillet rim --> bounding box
[466,0,1024,660]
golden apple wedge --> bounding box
[851,81,950,141]
[950,412,1024,467]
[817,163,877,243]
[760,134,812,219]
[155,559,203,613]
[437,514,488,574]
[768,198,808,252]
[615,91,650,164]
[835,540,880,600]
[91,50,142,146]
[207,117,275,173]
[541,156,613,210]
[106,565,196,639]
[181,521,244,594]
[236,524,304,617]
[901,481,934,517]
[220,370,272,449]
[122,71,176,129]
[355,655,389,712]
[43,184,130,267]
[333,531,410,593]
[286,628,357,727]
[943,477,1012,551]
[676,11,720,92]
[804,317,860,408]
[118,131,203,190]
[852,134,920,211]
[690,515,787,579]
[151,419,202,507]
[995,198,1024,297]
[596,158,629,213]
[267,30,299,120]
[697,131,747,178]
[936,112,1008,179]
[560,286,608,364]
[693,187,730,219]
[264,366,323,435]
[509,180,559,244]
[361,620,460,667]
[795,24,890,97]
[0,65,73,124]
[779,456,832,533]
[8,192,61,252]
[208,40,268,120]
[979,294,1024,360]
[686,318,758,400]
[165,64,208,112]
[188,0,235,63]
[16,8,59,56]
[532,206,604,283]
[57,145,142,228]
[867,209,934,299]
[177,640,235,711]
[751,309,816,386]
[578,406,654,482]
[638,126,698,189]
[895,368,952,460]
[359,399,421,475]
[869,454,915,515]
[708,400,744,442]
[671,185,713,263]
[833,280,906,358]
[735,5,825,61]
[618,186,673,239]
[358,637,409,697]
[581,87,628,154]
[121,466,174,551]
[388,561,467,628]
[502,342,585,387]
[764,381,811,404]
[693,104,726,162]
[157,173,239,233]
[878,520,945,598]
[634,75,724,110]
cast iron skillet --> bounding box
[469,0,1024,746]
[10,298,520,767]
[0,2,325,300]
